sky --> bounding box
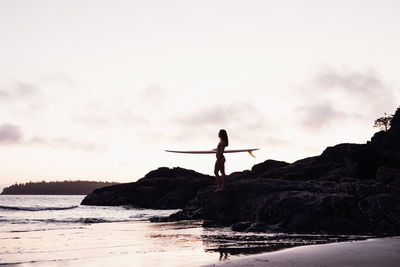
[1,0,399,188]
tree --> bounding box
[374,112,393,131]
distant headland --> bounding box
[1,180,120,195]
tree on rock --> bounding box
[374,112,394,131]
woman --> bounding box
[214,129,228,191]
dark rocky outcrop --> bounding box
[81,167,213,209]
[82,108,400,235]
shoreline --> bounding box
[203,236,400,267]
[2,218,380,266]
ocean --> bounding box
[0,195,369,266]
[0,195,177,233]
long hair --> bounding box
[218,129,229,147]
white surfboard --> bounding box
[165,148,260,158]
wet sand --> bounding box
[204,236,400,267]
[0,220,372,266]
[2,220,217,266]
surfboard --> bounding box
[165,148,260,158]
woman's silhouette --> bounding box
[214,129,228,191]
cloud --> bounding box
[137,83,168,109]
[29,136,106,153]
[0,79,44,114]
[313,69,385,94]
[0,90,8,98]
[172,102,277,144]
[134,129,166,143]
[264,136,292,147]
[39,73,75,87]
[118,108,149,124]
[75,83,165,130]
[176,102,267,127]
[140,84,166,99]
[76,104,148,129]
[0,123,23,144]
[295,102,352,130]
[77,115,112,128]
[297,67,398,131]
[304,67,397,112]
[0,80,40,101]
[0,122,105,152]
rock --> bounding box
[81,167,213,209]
[254,191,359,234]
[231,221,252,231]
[376,167,400,184]
[144,167,204,179]
[201,189,238,224]
[371,107,400,153]
[251,160,289,174]
[390,107,400,132]
[246,222,272,233]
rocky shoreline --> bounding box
[81,108,400,236]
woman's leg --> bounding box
[220,161,226,188]
[214,161,221,189]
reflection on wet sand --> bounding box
[202,233,371,261]
[148,220,372,262]
[2,220,373,266]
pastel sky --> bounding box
[1,0,399,188]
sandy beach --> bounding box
[0,195,378,266]
[204,236,400,267]
[1,220,217,266]
[1,194,399,266]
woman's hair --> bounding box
[218,129,229,147]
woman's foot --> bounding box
[215,186,225,192]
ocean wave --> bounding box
[31,217,135,224]
[1,217,134,226]
[0,205,79,211]
[39,218,116,224]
